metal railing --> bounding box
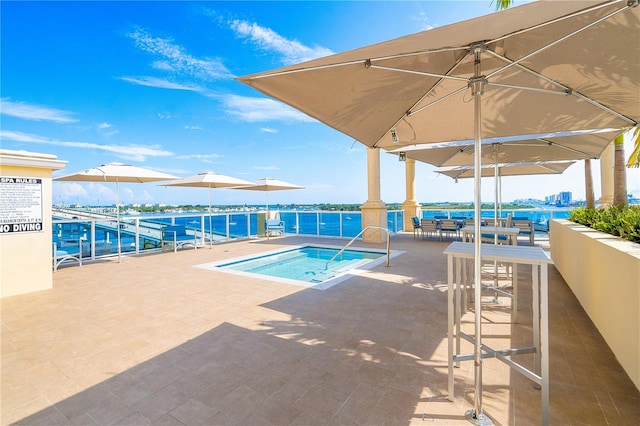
[326,225,391,269]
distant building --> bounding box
[545,191,573,207]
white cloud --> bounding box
[228,19,333,65]
[119,76,205,92]
[0,98,78,123]
[254,165,279,171]
[1,130,173,162]
[175,153,221,164]
[223,95,315,123]
[185,125,203,130]
[261,127,278,133]
[126,27,234,80]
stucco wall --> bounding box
[550,219,640,391]
[0,150,67,298]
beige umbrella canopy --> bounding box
[434,160,576,180]
[436,161,576,220]
[160,172,254,247]
[237,2,639,423]
[237,1,638,149]
[54,162,178,261]
[389,128,623,167]
[232,177,304,215]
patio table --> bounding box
[443,241,552,424]
[461,225,520,246]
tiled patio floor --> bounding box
[1,234,638,425]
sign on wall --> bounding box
[0,176,43,233]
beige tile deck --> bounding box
[1,234,638,425]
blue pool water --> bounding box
[199,245,392,289]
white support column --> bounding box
[402,158,421,230]
[361,147,387,243]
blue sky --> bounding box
[2,1,638,207]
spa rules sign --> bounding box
[0,176,43,233]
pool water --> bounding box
[198,245,394,289]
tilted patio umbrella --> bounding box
[160,172,254,247]
[237,1,640,423]
[54,162,178,262]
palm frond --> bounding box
[626,127,640,168]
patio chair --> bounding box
[412,216,421,238]
[512,219,535,245]
[266,218,285,236]
[439,219,460,241]
[420,219,439,240]
[481,214,512,244]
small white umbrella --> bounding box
[160,172,254,247]
[232,178,304,237]
[54,162,178,261]
[232,177,304,215]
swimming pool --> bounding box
[197,244,401,289]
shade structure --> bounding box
[232,178,304,230]
[389,128,623,167]
[237,1,640,423]
[436,160,576,219]
[160,172,254,247]
[435,160,576,180]
[54,162,178,261]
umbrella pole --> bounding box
[265,191,269,239]
[116,180,122,263]
[466,45,491,426]
[208,186,213,249]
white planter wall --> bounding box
[550,219,640,391]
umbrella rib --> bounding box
[368,64,469,82]
[246,46,469,81]
[534,138,598,159]
[486,82,569,96]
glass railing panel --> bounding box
[319,212,340,237]
[229,213,249,238]
[342,212,361,238]
[297,212,319,235]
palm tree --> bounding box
[613,134,628,207]
[585,159,595,208]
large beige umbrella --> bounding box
[237,2,640,423]
[54,162,178,261]
[434,160,576,181]
[160,172,253,247]
[390,128,622,167]
[435,160,576,219]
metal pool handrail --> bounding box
[326,225,391,269]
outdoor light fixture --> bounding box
[391,128,398,143]
[399,151,406,161]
